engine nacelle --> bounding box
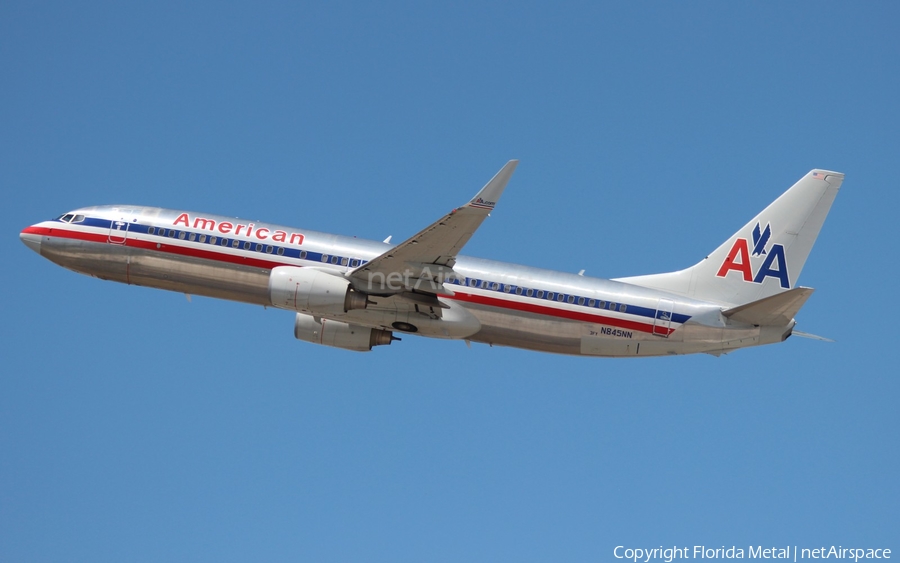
[294,313,394,352]
[269,266,368,315]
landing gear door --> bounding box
[108,211,132,244]
[653,298,674,337]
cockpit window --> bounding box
[60,214,75,222]
[72,214,85,223]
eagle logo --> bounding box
[751,222,771,256]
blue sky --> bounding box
[2,2,897,561]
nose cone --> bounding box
[20,227,42,255]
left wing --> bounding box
[348,160,518,295]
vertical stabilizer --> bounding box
[615,170,843,306]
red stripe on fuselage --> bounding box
[23,225,107,243]
[32,225,674,336]
[446,290,671,336]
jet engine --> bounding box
[294,313,395,352]
[269,266,368,315]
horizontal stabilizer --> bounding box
[722,287,814,326]
[791,330,834,342]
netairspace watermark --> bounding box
[614,546,891,563]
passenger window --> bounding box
[588,299,595,307]
[599,301,606,308]
[300,250,307,259]
[515,287,522,295]
[321,254,329,262]
[168,230,176,238]
[159,228,167,236]
[491,282,499,290]
[199,235,207,243]
[232,240,240,248]
[188,233,196,241]
[468,278,477,287]
[277,247,285,256]
[546,292,554,300]
[242,241,250,250]
[350,259,359,267]
[178,231,186,240]
[148,227,156,235]
[341,257,348,266]
[526,289,533,297]
[619,304,627,313]
[266,245,273,253]
[220,238,228,246]
[536,290,544,298]
[608,302,616,310]
[331,256,339,264]
[558,294,565,302]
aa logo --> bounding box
[716,222,790,288]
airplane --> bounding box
[19,162,843,356]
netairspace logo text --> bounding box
[614,546,891,563]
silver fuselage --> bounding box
[21,205,791,356]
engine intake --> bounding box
[269,266,368,315]
[294,313,394,352]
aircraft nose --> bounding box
[20,227,42,255]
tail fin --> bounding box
[615,169,843,305]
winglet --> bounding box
[466,160,518,211]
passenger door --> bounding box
[107,211,132,244]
